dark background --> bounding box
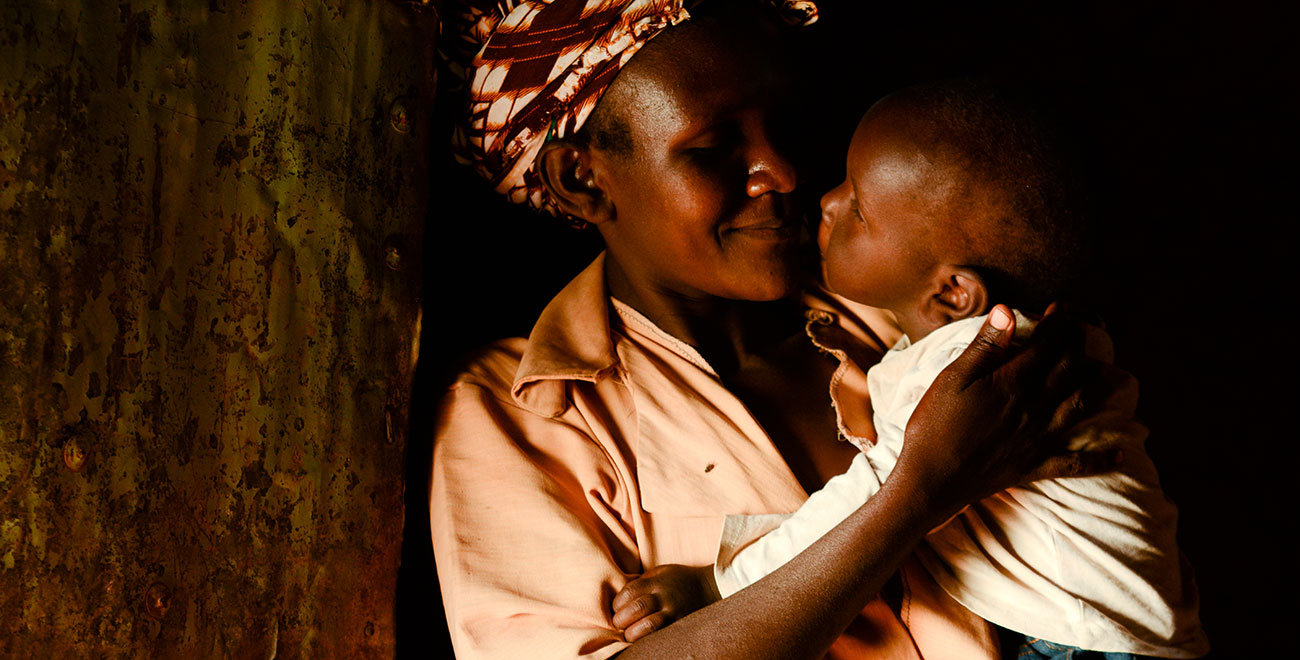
[401,2,1295,657]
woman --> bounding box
[431,2,1120,658]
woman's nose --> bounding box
[745,136,798,198]
[817,182,848,252]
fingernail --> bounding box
[990,306,1013,331]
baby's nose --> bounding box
[820,180,848,217]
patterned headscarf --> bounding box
[449,0,819,214]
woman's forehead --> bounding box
[609,17,795,123]
[633,6,791,75]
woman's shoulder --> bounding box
[435,337,557,439]
[451,337,529,393]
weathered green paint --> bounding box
[0,1,435,656]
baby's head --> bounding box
[819,79,1089,340]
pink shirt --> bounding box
[430,253,999,659]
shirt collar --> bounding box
[511,253,619,417]
[802,284,904,359]
[510,258,911,421]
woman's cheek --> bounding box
[817,213,833,255]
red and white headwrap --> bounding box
[449,0,818,214]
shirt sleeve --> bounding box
[430,377,639,660]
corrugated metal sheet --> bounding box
[0,1,435,656]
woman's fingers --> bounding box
[1025,446,1124,482]
[1047,357,1144,439]
[1042,358,1106,434]
[942,304,1017,385]
[898,301,1128,516]
[1004,305,1090,397]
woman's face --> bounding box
[589,18,808,304]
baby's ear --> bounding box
[537,141,614,225]
[918,265,989,328]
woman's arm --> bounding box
[616,305,1121,659]
[616,467,939,658]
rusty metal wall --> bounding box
[0,1,435,656]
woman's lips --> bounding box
[727,217,801,240]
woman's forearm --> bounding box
[617,475,938,660]
[618,308,1120,659]
[718,453,883,597]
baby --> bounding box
[612,81,1209,659]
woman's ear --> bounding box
[918,265,989,329]
[537,141,614,224]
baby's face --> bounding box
[818,108,959,329]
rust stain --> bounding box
[1,0,437,656]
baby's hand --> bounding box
[612,563,720,642]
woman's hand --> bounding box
[895,304,1127,525]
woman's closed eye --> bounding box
[683,125,741,158]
